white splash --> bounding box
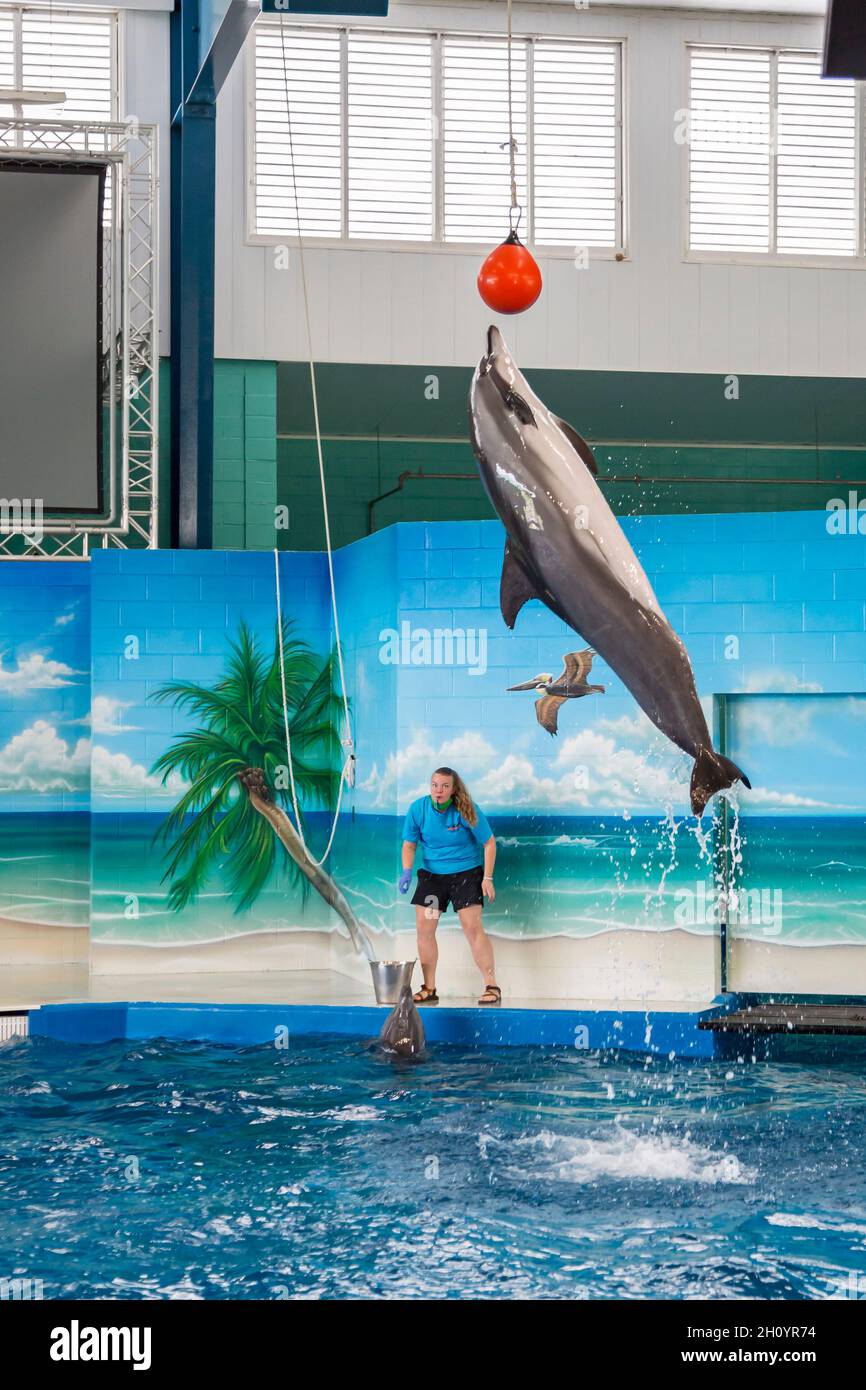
[505,1125,756,1186]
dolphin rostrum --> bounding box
[469,325,750,816]
[378,985,426,1059]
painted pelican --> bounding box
[508,648,605,735]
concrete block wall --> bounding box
[380,513,866,716]
[3,507,864,996]
[212,361,278,551]
[331,510,866,999]
[90,547,329,814]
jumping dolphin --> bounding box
[378,985,426,1059]
[508,648,605,735]
[469,326,750,816]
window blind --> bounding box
[252,22,623,251]
[776,51,856,256]
[688,47,772,253]
[533,39,618,247]
[347,29,433,240]
[253,24,342,238]
[441,35,528,244]
[21,7,113,121]
[689,44,861,258]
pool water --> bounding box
[2,1034,866,1300]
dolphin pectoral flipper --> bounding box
[552,415,598,476]
[501,541,544,628]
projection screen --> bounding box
[0,161,107,516]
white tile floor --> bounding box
[0,964,709,1014]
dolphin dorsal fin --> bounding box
[552,414,598,476]
[500,541,542,629]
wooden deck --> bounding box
[700,1003,866,1036]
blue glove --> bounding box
[398,869,412,895]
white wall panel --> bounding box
[122,7,170,354]
[129,2,864,377]
[727,263,762,375]
[758,269,791,375]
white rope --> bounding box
[273,16,355,868]
[505,0,520,231]
[275,551,353,868]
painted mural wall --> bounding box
[2,505,864,1002]
[89,548,342,974]
[332,514,866,999]
[0,563,90,967]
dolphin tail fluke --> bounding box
[690,749,751,817]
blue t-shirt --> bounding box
[401,797,493,874]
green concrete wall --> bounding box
[213,360,278,550]
[277,360,866,550]
[153,358,865,552]
[157,358,278,550]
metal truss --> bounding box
[0,118,158,558]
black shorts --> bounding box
[411,865,484,915]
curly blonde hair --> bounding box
[433,766,477,826]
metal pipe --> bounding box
[365,466,865,532]
[367,469,477,533]
[601,475,866,486]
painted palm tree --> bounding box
[150,620,371,958]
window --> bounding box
[0,11,13,93]
[0,5,115,121]
[687,45,863,260]
[349,30,434,240]
[253,24,341,239]
[251,22,624,251]
[440,35,527,244]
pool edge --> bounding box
[27,999,721,1057]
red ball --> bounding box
[477,232,542,314]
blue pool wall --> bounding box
[28,997,719,1057]
[28,994,866,1063]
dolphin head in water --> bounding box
[378,985,426,1059]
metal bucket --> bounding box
[369,959,416,1005]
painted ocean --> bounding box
[0,813,89,928]
[1,812,862,947]
[332,813,866,946]
[0,811,852,948]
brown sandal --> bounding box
[413,985,439,1005]
[478,984,502,1006]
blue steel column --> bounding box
[169,1,385,547]
[170,0,215,549]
